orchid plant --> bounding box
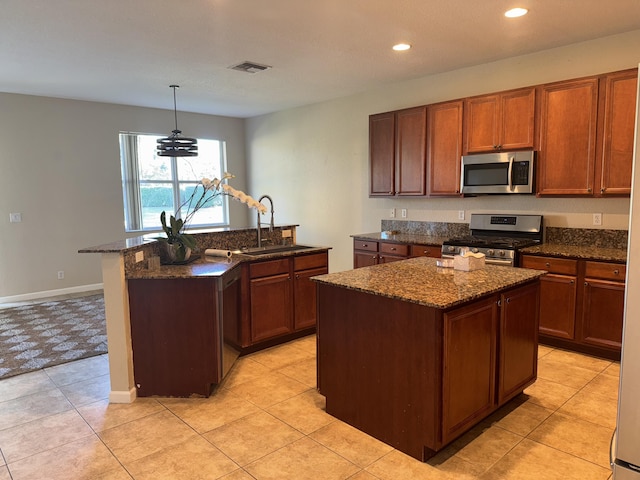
[158,173,266,261]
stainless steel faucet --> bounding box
[257,194,274,247]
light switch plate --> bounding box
[9,213,22,223]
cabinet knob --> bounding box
[545,262,551,268]
[601,188,605,193]
[390,247,396,251]
[588,187,592,193]
[363,244,368,247]
[614,269,620,275]
[570,280,574,284]
[584,281,588,286]
[506,297,511,304]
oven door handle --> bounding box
[508,155,514,192]
[485,258,514,267]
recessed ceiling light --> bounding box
[505,7,528,18]
[393,43,411,51]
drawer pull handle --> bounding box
[390,247,396,251]
[545,262,551,267]
[363,244,368,247]
[614,269,620,275]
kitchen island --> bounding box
[313,257,545,461]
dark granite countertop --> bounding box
[520,244,627,263]
[126,246,331,280]
[312,256,545,310]
[352,232,448,246]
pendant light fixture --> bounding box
[157,84,198,157]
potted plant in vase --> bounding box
[157,211,197,263]
[157,173,266,264]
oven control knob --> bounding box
[499,250,506,257]
[447,246,456,253]
[487,249,495,256]
[471,248,479,253]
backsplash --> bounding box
[381,220,469,238]
[546,227,628,249]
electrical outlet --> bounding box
[458,210,465,220]
[401,208,407,218]
[390,208,396,218]
[593,213,602,226]
[135,251,144,263]
[57,271,64,280]
[9,213,22,223]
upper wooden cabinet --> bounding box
[464,87,535,153]
[598,69,638,196]
[537,77,600,195]
[370,106,426,196]
[427,100,463,196]
[537,68,638,197]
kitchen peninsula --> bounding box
[80,225,329,402]
[313,257,545,461]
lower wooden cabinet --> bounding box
[581,261,626,350]
[520,254,624,358]
[353,238,440,268]
[442,282,539,443]
[318,279,540,460]
[243,252,329,347]
[127,267,242,397]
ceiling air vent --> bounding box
[229,61,272,74]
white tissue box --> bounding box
[453,252,486,271]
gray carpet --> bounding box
[0,294,107,379]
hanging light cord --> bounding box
[171,84,179,134]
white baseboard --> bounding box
[109,388,137,404]
[0,283,104,304]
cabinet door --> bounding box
[537,78,599,195]
[538,274,577,339]
[599,69,638,195]
[396,106,427,195]
[354,251,379,269]
[498,282,540,405]
[294,266,327,330]
[378,254,406,264]
[581,278,624,350]
[464,95,499,153]
[369,112,396,196]
[427,100,463,196]
[442,296,497,443]
[250,273,292,343]
[500,88,536,151]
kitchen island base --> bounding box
[317,279,540,461]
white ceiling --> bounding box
[2,0,639,118]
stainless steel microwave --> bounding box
[460,151,535,195]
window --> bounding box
[119,133,227,232]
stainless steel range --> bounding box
[441,214,543,267]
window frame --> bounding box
[119,132,229,233]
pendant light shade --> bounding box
[157,85,198,157]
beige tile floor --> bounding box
[0,329,618,479]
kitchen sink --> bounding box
[238,244,315,256]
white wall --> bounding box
[246,30,640,273]
[0,95,248,299]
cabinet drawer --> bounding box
[410,244,441,258]
[379,242,409,256]
[585,261,626,281]
[521,255,578,275]
[294,252,328,271]
[249,258,290,278]
[353,239,378,252]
